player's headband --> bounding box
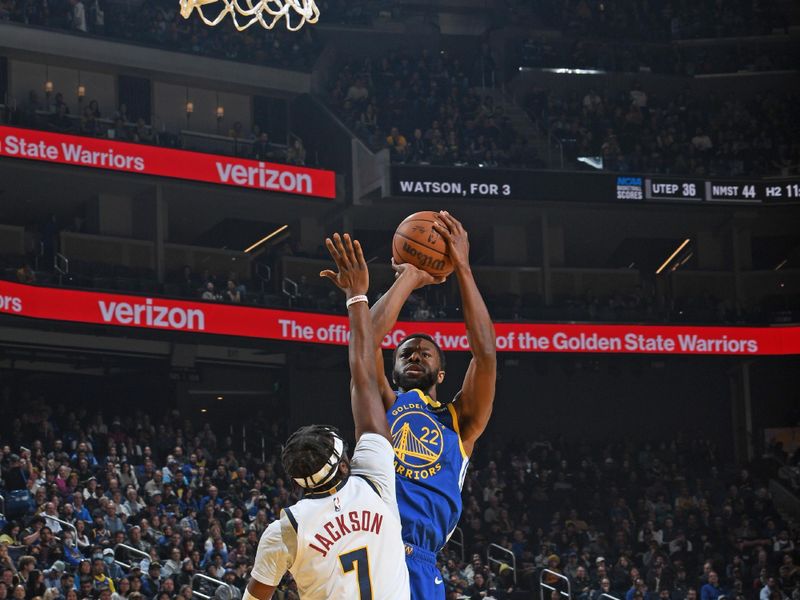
[292,433,345,490]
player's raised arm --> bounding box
[320,233,389,442]
[432,211,496,456]
[369,261,446,410]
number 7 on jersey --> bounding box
[339,547,373,600]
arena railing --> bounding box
[112,543,152,570]
[540,567,571,600]
[191,573,237,600]
[488,543,517,585]
[444,526,465,563]
[282,277,299,307]
[255,264,272,293]
[769,478,800,521]
[601,593,624,600]
[54,252,69,285]
[43,515,78,543]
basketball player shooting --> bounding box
[373,211,497,600]
[246,233,410,600]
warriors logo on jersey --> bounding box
[391,408,444,478]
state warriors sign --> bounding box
[390,405,444,480]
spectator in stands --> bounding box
[102,503,125,536]
[26,569,46,598]
[252,133,273,161]
[346,78,369,104]
[201,283,220,301]
[48,105,73,133]
[21,92,42,127]
[87,100,101,119]
[16,264,36,284]
[80,106,101,137]
[53,93,70,115]
[113,104,128,123]
[69,0,87,31]
[224,280,241,304]
[132,120,154,144]
[286,138,306,166]
[385,126,407,160]
[42,561,65,591]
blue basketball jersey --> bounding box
[387,389,469,552]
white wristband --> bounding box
[346,295,368,309]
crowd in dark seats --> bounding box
[165,267,250,305]
[316,0,379,26]
[0,401,303,599]
[3,251,798,326]
[327,50,542,168]
[0,398,797,600]
[0,90,302,165]
[525,82,800,176]
[451,433,800,600]
[523,0,790,41]
[518,38,799,76]
[3,0,318,71]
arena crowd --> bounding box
[0,401,798,600]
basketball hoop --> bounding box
[179,0,319,31]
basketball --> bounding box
[392,211,453,277]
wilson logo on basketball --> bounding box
[401,241,447,272]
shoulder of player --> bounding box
[349,473,382,497]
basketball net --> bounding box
[179,0,319,31]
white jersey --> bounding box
[251,433,410,600]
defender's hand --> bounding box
[391,258,446,289]
[320,233,369,298]
[433,210,469,269]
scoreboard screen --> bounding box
[645,178,704,201]
[392,165,799,205]
[639,178,800,204]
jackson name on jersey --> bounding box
[307,508,384,557]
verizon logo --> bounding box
[215,162,313,194]
[98,298,205,331]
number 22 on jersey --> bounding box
[339,547,373,600]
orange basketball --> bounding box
[392,211,453,277]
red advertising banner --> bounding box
[1,281,799,356]
[0,126,336,199]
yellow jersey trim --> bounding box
[411,388,442,409]
[446,403,468,459]
[408,388,466,458]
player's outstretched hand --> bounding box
[320,233,369,298]
[391,257,447,289]
[432,210,469,269]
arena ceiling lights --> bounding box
[656,238,691,275]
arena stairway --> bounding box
[474,85,553,167]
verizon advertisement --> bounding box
[1,281,799,356]
[0,126,336,199]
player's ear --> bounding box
[437,370,445,385]
[338,458,350,478]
